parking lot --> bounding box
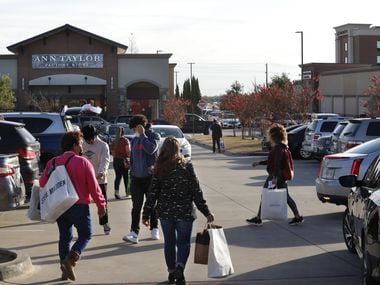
[0,144,361,284]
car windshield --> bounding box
[288,125,306,134]
[153,127,184,138]
[332,123,348,136]
[341,121,360,137]
[108,126,133,136]
[307,121,317,132]
[346,138,380,154]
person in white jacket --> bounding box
[82,125,111,234]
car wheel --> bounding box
[342,208,357,254]
[299,149,312,160]
[362,237,376,285]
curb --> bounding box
[189,139,268,156]
[0,248,33,281]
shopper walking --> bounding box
[110,126,131,199]
[123,114,160,244]
[142,136,214,285]
[210,119,223,153]
[82,125,111,235]
[246,123,303,226]
[39,131,106,281]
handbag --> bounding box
[220,139,225,152]
[27,181,41,221]
[40,155,79,223]
[261,187,288,221]
[194,224,210,265]
[207,224,234,278]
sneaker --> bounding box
[123,231,139,243]
[151,228,160,240]
[103,223,111,235]
[288,216,304,226]
[246,217,263,226]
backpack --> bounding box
[282,147,294,181]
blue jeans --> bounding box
[160,219,193,272]
[56,204,92,262]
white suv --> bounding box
[301,117,344,158]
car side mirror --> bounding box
[339,175,361,188]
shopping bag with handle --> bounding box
[40,155,78,223]
[207,224,234,278]
[261,187,287,221]
[194,224,210,265]
[27,180,41,221]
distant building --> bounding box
[299,23,380,116]
[0,24,175,119]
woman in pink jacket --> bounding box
[39,131,106,281]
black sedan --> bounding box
[339,155,380,284]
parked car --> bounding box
[70,114,109,132]
[99,123,135,145]
[339,155,380,284]
[0,153,26,210]
[110,115,134,124]
[181,113,211,135]
[328,120,350,154]
[287,125,308,159]
[0,120,40,199]
[151,125,191,160]
[2,112,74,168]
[337,118,380,152]
[261,124,304,154]
[301,117,344,159]
[222,118,241,129]
[151,118,171,125]
[315,138,380,206]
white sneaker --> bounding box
[151,228,160,240]
[123,231,139,243]
[103,223,111,235]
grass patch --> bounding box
[190,134,263,154]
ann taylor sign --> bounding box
[32,54,104,69]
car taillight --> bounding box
[350,158,363,175]
[16,148,36,160]
[0,165,15,177]
[313,134,321,140]
[346,141,363,149]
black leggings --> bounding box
[113,158,129,195]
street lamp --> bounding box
[295,31,304,85]
[187,62,195,134]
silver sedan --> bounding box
[315,138,380,206]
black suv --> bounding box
[339,155,380,284]
[181,113,210,135]
[0,120,40,198]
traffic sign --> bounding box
[197,99,206,109]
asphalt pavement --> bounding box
[0,144,362,285]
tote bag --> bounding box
[207,224,234,278]
[40,156,79,223]
[261,187,288,221]
[27,181,41,221]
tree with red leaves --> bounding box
[363,76,380,117]
[163,97,190,127]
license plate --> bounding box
[323,168,335,179]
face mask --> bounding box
[134,132,140,138]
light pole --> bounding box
[295,31,304,85]
[187,62,195,134]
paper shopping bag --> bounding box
[27,181,41,221]
[40,164,78,223]
[194,229,210,265]
[207,225,234,278]
[261,187,287,221]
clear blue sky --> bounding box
[1,0,379,96]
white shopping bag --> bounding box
[207,225,234,278]
[40,163,78,223]
[27,181,41,221]
[261,187,287,221]
[220,139,225,152]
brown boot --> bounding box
[60,263,68,281]
[62,250,80,281]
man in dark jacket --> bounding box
[210,119,223,153]
[123,114,160,244]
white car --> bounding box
[315,138,380,206]
[151,125,191,160]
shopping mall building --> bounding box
[0,24,176,119]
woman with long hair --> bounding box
[110,127,130,199]
[142,136,214,285]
